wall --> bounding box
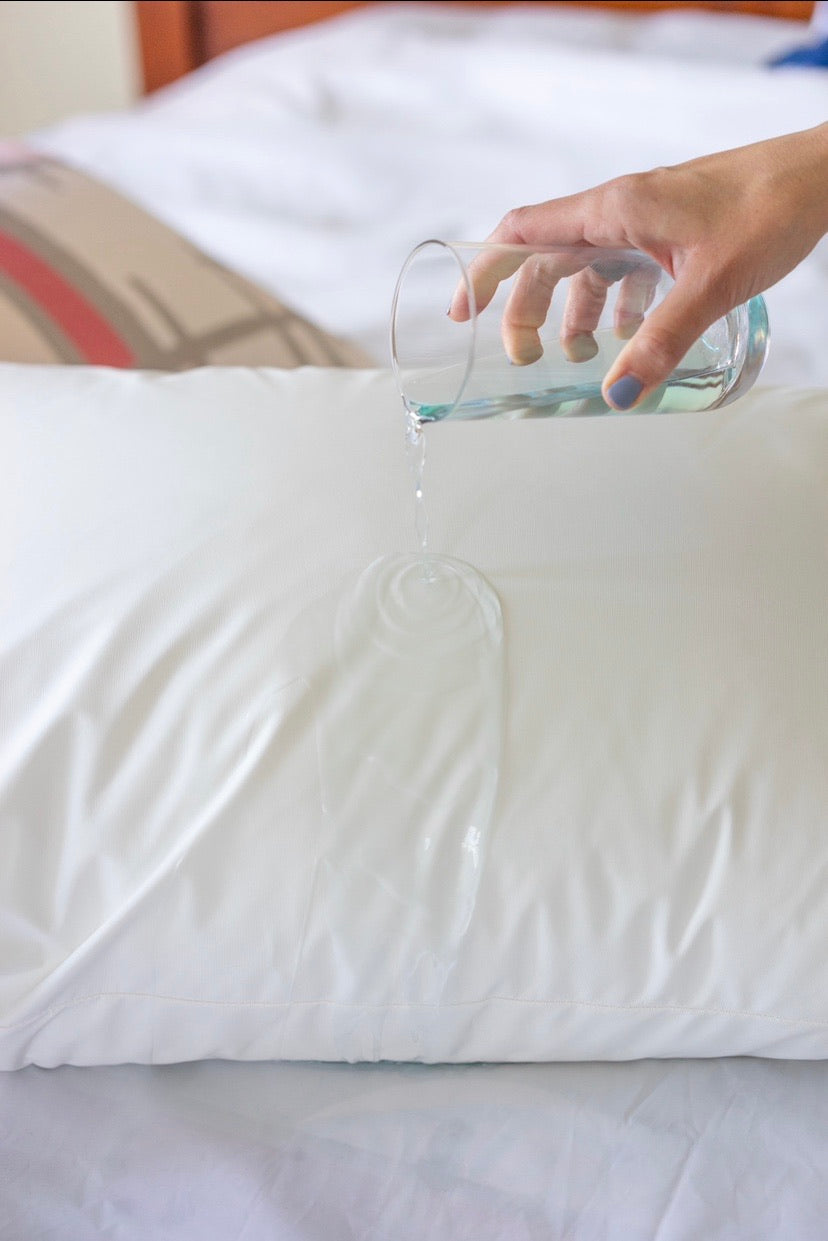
[0,1,140,137]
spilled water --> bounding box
[272,406,505,1055]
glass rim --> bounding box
[390,239,478,417]
[442,240,661,263]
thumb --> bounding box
[601,277,721,411]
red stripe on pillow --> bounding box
[0,228,135,366]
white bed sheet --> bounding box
[2,1056,828,1240]
[34,3,828,382]
[8,4,828,1236]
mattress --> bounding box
[4,4,828,1237]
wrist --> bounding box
[777,123,828,241]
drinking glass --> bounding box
[390,240,769,421]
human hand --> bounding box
[450,124,828,409]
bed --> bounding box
[2,2,828,1237]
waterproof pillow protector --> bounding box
[2,365,827,1067]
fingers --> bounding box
[448,193,602,323]
[501,253,591,364]
[560,266,613,362]
[613,262,661,340]
[602,274,721,410]
[448,248,526,322]
[558,256,660,362]
[450,242,664,379]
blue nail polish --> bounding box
[606,375,644,410]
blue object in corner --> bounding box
[769,35,828,68]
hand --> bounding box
[450,124,828,409]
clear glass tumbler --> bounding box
[390,241,769,421]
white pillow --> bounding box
[2,364,827,1068]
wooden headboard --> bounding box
[135,0,815,93]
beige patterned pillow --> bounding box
[0,146,370,370]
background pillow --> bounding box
[0,147,369,369]
[2,364,827,1067]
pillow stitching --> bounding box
[4,990,828,1033]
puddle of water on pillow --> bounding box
[279,551,504,1057]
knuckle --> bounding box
[603,168,669,219]
[526,255,557,294]
[496,206,530,242]
[603,172,643,211]
[584,265,613,296]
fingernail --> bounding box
[606,374,644,410]
[563,332,599,363]
[507,343,544,367]
[615,316,643,341]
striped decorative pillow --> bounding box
[0,146,370,370]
